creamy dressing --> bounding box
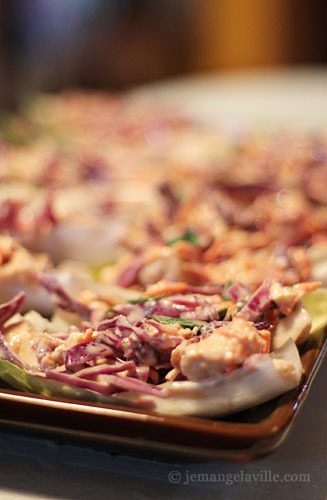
[3,318,61,369]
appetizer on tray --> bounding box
[0,274,325,417]
[0,90,326,419]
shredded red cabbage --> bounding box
[0,292,32,369]
[46,368,170,397]
[0,334,30,370]
[46,369,118,395]
[97,373,170,397]
[116,259,145,287]
[35,197,57,230]
[114,293,225,323]
[237,279,274,321]
[64,341,114,370]
[37,274,92,319]
[0,199,22,233]
[75,360,136,378]
[0,292,25,327]
[227,282,251,302]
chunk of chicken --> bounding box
[171,318,270,381]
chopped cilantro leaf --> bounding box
[167,229,199,247]
[128,297,148,304]
[222,281,233,301]
[128,294,166,304]
[146,313,207,328]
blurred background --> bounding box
[0,0,326,108]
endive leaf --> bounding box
[0,288,325,415]
[0,359,122,405]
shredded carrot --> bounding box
[78,328,94,343]
[174,241,200,261]
[144,279,187,297]
[259,329,271,354]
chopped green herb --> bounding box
[167,229,199,247]
[128,294,166,304]
[128,297,148,304]
[146,313,207,328]
[216,304,228,318]
[222,281,233,301]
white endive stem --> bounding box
[115,339,302,417]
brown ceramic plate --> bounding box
[0,324,325,462]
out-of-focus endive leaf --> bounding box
[302,288,327,334]
[0,359,125,406]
